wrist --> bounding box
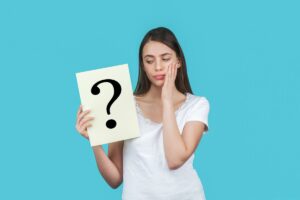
[163,100,174,110]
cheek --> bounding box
[142,64,151,73]
[142,67,152,78]
[143,62,154,70]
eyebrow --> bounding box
[144,53,172,59]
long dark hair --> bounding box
[133,27,193,96]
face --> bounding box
[142,41,181,87]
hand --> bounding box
[75,105,94,140]
[161,62,179,104]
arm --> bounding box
[162,102,205,170]
[92,141,124,188]
[75,105,124,188]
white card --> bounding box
[76,64,140,146]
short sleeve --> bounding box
[185,97,210,133]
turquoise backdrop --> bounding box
[1,0,299,199]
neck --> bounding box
[145,84,180,102]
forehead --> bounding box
[142,41,174,57]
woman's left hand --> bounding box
[161,62,179,104]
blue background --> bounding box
[1,0,299,199]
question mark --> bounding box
[91,79,122,129]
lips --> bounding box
[154,75,165,80]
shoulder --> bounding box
[133,94,147,104]
[184,93,210,132]
[187,93,210,109]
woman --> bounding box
[75,27,210,200]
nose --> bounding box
[154,62,163,71]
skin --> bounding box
[75,40,206,188]
[140,41,206,169]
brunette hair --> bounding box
[133,27,193,96]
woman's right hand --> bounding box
[75,105,94,140]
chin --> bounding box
[154,81,165,87]
[150,79,164,86]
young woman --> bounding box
[75,27,210,200]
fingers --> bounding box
[173,63,178,80]
[77,104,82,117]
[76,105,82,124]
[79,122,92,135]
[81,128,90,140]
[167,63,171,82]
[167,62,176,81]
[77,109,91,125]
[171,63,175,80]
[75,104,94,140]
[77,115,94,132]
[77,119,93,140]
[79,116,94,127]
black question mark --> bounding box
[91,79,122,129]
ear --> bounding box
[176,59,182,69]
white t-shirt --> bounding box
[122,92,210,200]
